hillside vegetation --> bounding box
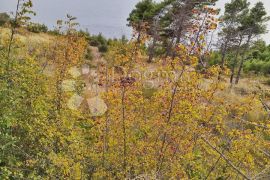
[0,0,270,179]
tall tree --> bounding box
[234,1,269,84]
[127,0,158,43]
[128,0,169,63]
[217,0,250,80]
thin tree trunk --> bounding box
[191,12,208,54]
[218,40,228,80]
[6,0,20,89]
[136,22,143,44]
[172,32,181,59]
[6,0,20,66]
[148,37,157,63]
[230,36,243,84]
[230,66,236,84]
[156,68,185,176]
[171,15,184,59]
[121,86,127,175]
[148,18,159,63]
[201,137,251,180]
[234,58,244,84]
[164,38,174,59]
[204,137,234,180]
[235,35,251,84]
[102,64,110,168]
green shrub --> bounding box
[244,60,270,75]
[261,61,270,74]
[89,39,100,47]
[90,33,107,46]
[78,29,91,41]
[0,12,10,26]
[27,22,48,33]
[85,48,93,60]
[207,51,221,66]
[48,29,61,36]
[98,44,108,53]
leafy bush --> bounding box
[244,60,270,75]
[27,22,48,33]
[261,61,270,74]
[85,47,93,60]
[48,29,61,36]
[89,39,100,46]
[0,12,10,26]
[78,29,91,41]
[89,33,108,52]
[98,44,108,53]
[207,51,222,66]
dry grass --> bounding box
[0,27,53,44]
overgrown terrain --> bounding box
[0,0,270,179]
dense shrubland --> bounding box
[209,40,270,76]
[0,0,270,179]
[243,41,270,75]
